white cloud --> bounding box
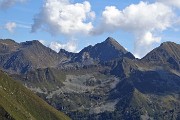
[134,32,161,58]
[31,0,95,36]
[0,0,27,9]
[4,22,17,33]
[17,24,31,29]
[38,40,46,45]
[94,1,175,58]
[157,0,180,8]
[49,41,77,53]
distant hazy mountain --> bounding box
[0,70,70,120]
[0,37,180,120]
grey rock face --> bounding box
[0,38,180,120]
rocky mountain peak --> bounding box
[0,39,19,53]
[143,42,180,60]
[20,40,43,47]
[0,39,68,74]
[142,41,180,70]
[160,41,177,47]
[0,39,17,44]
[104,37,117,43]
[72,37,135,63]
[103,37,127,52]
[0,38,180,120]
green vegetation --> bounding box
[0,38,180,119]
[0,70,70,120]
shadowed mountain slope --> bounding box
[0,37,180,120]
[72,37,135,63]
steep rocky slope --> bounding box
[0,37,180,120]
[0,39,67,74]
[72,37,135,63]
[142,42,180,70]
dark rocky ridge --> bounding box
[58,49,77,59]
[72,37,135,63]
[142,41,180,70]
[0,37,180,120]
[0,39,67,74]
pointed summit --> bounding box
[73,37,135,62]
[142,41,180,70]
[104,37,119,45]
[103,37,127,53]
[104,37,117,43]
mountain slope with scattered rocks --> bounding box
[0,37,180,120]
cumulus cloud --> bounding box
[31,0,95,36]
[49,40,77,53]
[0,0,27,9]
[4,22,17,33]
[157,0,180,8]
[94,1,175,58]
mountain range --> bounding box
[0,37,180,120]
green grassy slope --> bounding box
[0,70,70,120]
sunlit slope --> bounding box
[0,70,70,120]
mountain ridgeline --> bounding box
[0,70,70,120]
[142,42,180,70]
[0,37,180,120]
[0,39,66,74]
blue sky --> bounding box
[0,0,180,58]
